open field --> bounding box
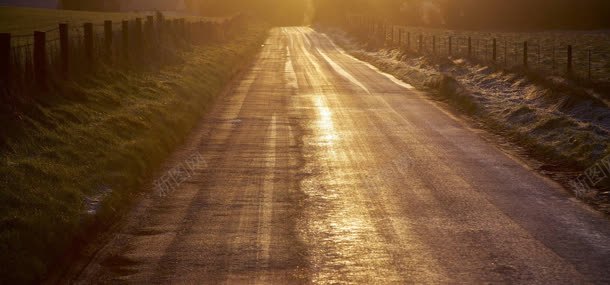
[393,26,610,83]
[347,15,610,85]
[0,6,217,34]
[0,7,268,283]
[0,6,156,34]
[0,6,222,56]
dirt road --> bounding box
[74,27,610,284]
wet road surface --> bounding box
[74,27,610,284]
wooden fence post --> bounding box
[370,21,374,39]
[157,11,164,25]
[361,16,364,32]
[135,18,143,54]
[523,41,528,67]
[468,37,472,57]
[492,38,497,62]
[567,45,572,75]
[385,24,394,46]
[164,19,170,37]
[448,36,452,55]
[172,19,178,38]
[146,16,154,43]
[182,19,187,39]
[374,22,379,41]
[201,21,207,43]
[196,21,201,42]
[187,21,193,43]
[34,31,46,85]
[386,23,389,43]
[203,22,211,43]
[397,28,401,46]
[182,19,189,42]
[537,43,541,65]
[504,41,507,66]
[0,33,10,90]
[474,39,481,58]
[551,43,556,72]
[122,20,129,61]
[588,50,591,80]
[176,19,183,40]
[371,19,374,37]
[83,23,93,66]
[59,23,69,78]
[162,19,172,42]
[147,15,155,28]
[104,20,112,59]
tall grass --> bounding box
[0,15,268,284]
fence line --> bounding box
[345,15,609,84]
[0,13,247,101]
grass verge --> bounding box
[0,17,268,283]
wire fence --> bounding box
[345,15,610,84]
[0,13,247,103]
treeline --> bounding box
[59,0,308,26]
[58,0,610,29]
[443,0,610,29]
[187,0,308,25]
[314,0,610,30]
[59,0,120,11]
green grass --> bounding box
[0,10,268,283]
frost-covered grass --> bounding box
[323,27,610,211]
[387,26,610,84]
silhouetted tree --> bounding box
[314,0,610,30]
[59,0,610,29]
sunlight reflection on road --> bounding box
[314,95,337,146]
[289,27,404,284]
